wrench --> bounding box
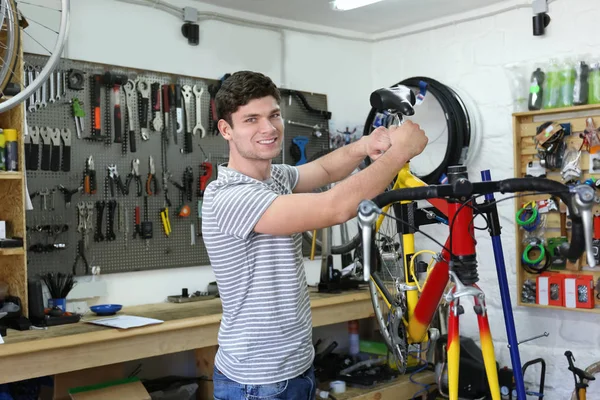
[77,202,86,233]
[136,78,151,140]
[49,70,56,103]
[56,70,62,102]
[41,76,48,108]
[34,67,41,109]
[123,79,139,150]
[192,85,206,138]
[181,85,193,153]
[27,66,36,113]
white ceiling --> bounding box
[195,0,508,34]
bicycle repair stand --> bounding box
[318,226,360,293]
[480,169,527,399]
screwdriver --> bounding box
[141,196,153,250]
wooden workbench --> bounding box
[0,288,435,399]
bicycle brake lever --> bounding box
[357,200,381,282]
[571,185,596,267]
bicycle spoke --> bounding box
[19,14,60,35]
[20,24,52,54]
[16,1,61,12]
[0,52,24,89]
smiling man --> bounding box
[202,70,427,400]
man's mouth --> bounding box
[258,138,277,145]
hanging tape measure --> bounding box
[516,201,541,232]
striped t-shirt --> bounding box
[201,163,314,385]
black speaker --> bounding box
[28,278,46,324]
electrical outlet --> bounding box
[67,300,88,315]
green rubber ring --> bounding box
[523,243,545,265]
[516,206,538,226]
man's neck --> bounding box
[227,153,272,181]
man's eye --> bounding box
[246,118,256,123]
[271,113,281,119]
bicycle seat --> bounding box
[570,366,596,382]
[370,85,416,116]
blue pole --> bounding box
[480,169,527,399]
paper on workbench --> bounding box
[87,315,164,329]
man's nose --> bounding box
[258,117,276,134]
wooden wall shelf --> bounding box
[513,103,600,314]
[0,172,21,180]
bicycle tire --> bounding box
[362,77,471,185]
[0,0,70,113]
[0,0,20,97]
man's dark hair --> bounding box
[216,71,281,127]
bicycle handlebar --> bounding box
[357,176,596,282]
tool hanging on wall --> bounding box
[71,97,85,140]
[162,84,170,136]
[67,69,85,90]
[193,85,206,138]
[84,155,97,195]
[125,158,143,197]
[49,128,61,172]
[103,71,128,144]
[160,206,172,237]
[151,82,163,133]
[170,167,193,217]
[25,126,40,171]
[106,200,117,241]
[39,127,51,171]
[137,78,151,140]
[94,200,105,242]
[60,128,71,172]
[146,155,159,196]
[90,74,104,141]
[141,195,153,250]
[173,84,181,144]
[123,79,137,152]
[181,85,193,153]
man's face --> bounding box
[221,96,284,161]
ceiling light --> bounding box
[330,0,384,11]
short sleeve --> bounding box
[213,183,278,240]
[275,164,299,192]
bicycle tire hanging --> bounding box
[362,76,473,185]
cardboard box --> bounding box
[69,378,150,400]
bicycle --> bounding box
[0,0,70,113]
[565,351,596,400]
[352,85,596,400]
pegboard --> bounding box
[23,54,331,276]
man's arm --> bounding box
[293,127,391,193]
[255,122,427,236]
[293,139,367,193]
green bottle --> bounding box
[543,61,560,109]
[558,61,575,108]
[589,63,600,104]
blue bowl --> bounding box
[90,304,122,316]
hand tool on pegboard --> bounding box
[174,83,183,143]
[71,97,85,139]
[103,71,128,144]
[106,199,117,241]
[49,128,61,172]
[192,85,206,138]
[60,128,71,172]
[160,206,172,237]
[137,78,151,141]
[125,158,143,197]
[25,126,40,171]
[57,184,81,208]
[181,85,193,153]
[84,155,97,195]
[162,84,170,137]
[169,84,178,145]
[94,200,106,242]
[107,164,126,197]
[39,127,51,171]
[146,156,159,196]
[123,79,137,152]
[169,166,193,217]
[141,195,153,250]
[90,74,105,141]
[151,82,163,133]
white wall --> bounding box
[372,0,600,398]
[20,0,372,306]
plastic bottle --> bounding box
[543,60,560,109]
[4,129,17,171]
[573,60,590,105]
[0,131,5,171]
[589,63,600,104]
[348,320,359,356]
[528,67,545,111]
[558,59,576,108]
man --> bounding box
[202,70,427,400]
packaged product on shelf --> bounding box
[542,59,560,109]
[573,59,590,106]
[4,128,17,171]
[0,130,5,170]
[589,62,600,105]
[558,58,576,108]
[528,66,545,111]
[505,63,529,112]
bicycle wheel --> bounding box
[0,0,70,112]
[0,0,20,97]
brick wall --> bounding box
[372,0,600,398]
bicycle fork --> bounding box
[446,271,501,400]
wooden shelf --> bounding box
[513,103,600,117]
[0,247,24,256]
[513,102,600,313]
[518,301,600,314]
[0,172,21,180]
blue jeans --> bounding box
[213,365,316,400]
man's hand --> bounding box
[389,120,428,159]
[363,126,391,161]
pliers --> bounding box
[125,158,142,197]
[146,156,159,196]
[107,164,126,197]
[72,239,89,275]
[84,155,96,194]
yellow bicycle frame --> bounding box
[369,163,501,400]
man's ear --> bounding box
[218,119,232,140]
